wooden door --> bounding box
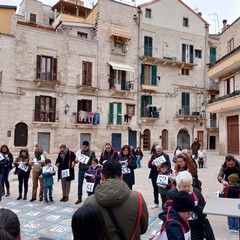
[14,122,28,147]
[162,129,168,150]
[143,129,150,151]
[227,115,239,154]
[197,131,204,148]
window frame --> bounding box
[145,8,152,18]
[77,31,88,39]
[227,38,234,53]
[30,13,36,23]
[82,61,92,86]
[183,17,189,27]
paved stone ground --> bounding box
[0,150,238,239]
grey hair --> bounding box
[155,145,162,150]
[176,171,193,190]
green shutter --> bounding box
[144,36,152,56]
[210,47,216,64]
[109,103,113,124]
[151,66,157,85]
[148,95,152,105]
[117,103,122,125]
[141,64,145,84]
[182,93,190,115]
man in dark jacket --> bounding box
[99,142,119,165]
[84,160,149,240]
[217,155,240,186]
[191,138,201,157]
[55,144,76,202]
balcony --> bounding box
[108,80,134,97]
[208,45,240,79]
[140,47,196,69]
[75,111,100,127]
[207,80,219,94]
[34,70,60,89]
[208,91,240,113]
[140,106,160,123]
[33,110,59,128]
[207,119,219,132]
[141,74,158,92]
[76,74,98,95]
[175,106,204,121]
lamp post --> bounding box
[64,104,70,115]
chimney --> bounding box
[222,19,228,32]
[197,12,202,17]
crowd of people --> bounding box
[0,138,239,239]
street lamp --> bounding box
[64,104,70,115]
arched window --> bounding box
[143,129,151,151]
[14,122,28,147]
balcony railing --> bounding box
[34,110,58,122]
[210,118,218,128]
[109,80,134,91]
[141,106,160,118]
[208,80,219,91]
[77,111,100,125]
[208,90,240,104]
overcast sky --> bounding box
[1,0,239,33]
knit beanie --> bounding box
[173,191,195,212]
[82,140,89,146]
[228,173,239,184]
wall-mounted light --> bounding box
[64,104,70,115]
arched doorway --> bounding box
[14,122,28,147]
[143,129,150,151]
[162,129,168,150]
[177,129,190,150]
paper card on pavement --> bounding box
[153,155,166,166]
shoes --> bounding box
[151,204,159,209]
[75,198,82,204]
[62,197,68,202]
[227,228,234,233]
[233,230,239,234]
[17,195,22,200]
[60,197,64,202]
[30,198,36,202]
[23,196,27,200]
[5,193,10,197]
[50,199,55,203]
[39,198,43,202]
[44,200,50,205]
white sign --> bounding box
[79,154,90,164]
[61,169,70,178]
[156,175,169,186]
[0,154,4,161]
[18,162,29,172]
[86,182,94,192]
[33,155,45,165]
[122,166,131,174]
[153,155,166,167]
[42,166,54,174]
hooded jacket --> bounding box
[159,207,190,240]
[84,178,149,240]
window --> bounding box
[144,36,152,57]
[36,55,57,81]
[183,18,189,27]
[182,44,194,63]
[82,62,92,86]
[195,49,202,58]
[227,38,234,53]
[126,104,135,116]
[181,68,189,75]
[112,36,126,53]
[141,64,157,85]
[34,96,56,122]
[109,67,126,90]
[181,92,190,115]
[77,99,92,123]
[210,113,217,128]
[109,102,122,125]
[77,31,88,39]
[30,13,36,23]
[145,8,151,18]
[141,95,152,117]
[225,77,235,95]
[209,47,216,64]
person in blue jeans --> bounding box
[135,147,143,168]
[42,159,55,204]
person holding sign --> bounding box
[148,145,171,209]
[85,158,102,196]
[0,153,7,202]
[29,144,48,202]
[75,140,96,204]
[119,145,137,190]
[99,143,119,165]
[55,144,76,202]
[156,162,172,209]
[14,149,31,200]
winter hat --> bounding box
[173,191,195,212]
[82,140,89,146]
[228,173,239,184]
[60,144,66,149]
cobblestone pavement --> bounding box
[0,150,238,239]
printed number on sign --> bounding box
[61,169,70,178]
[156,175,169,185]
[153,155,166,167]
[86,182,94,192]
[122,166,131,174]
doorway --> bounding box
[80,133,91,148]
[14,122,28,147]
[177,129,190,150]
[143,129,150,151]
[162,129,168,150]
[227,115,239,154]
[112,133,122,152]
[128,130,137,148]
[209,136,216,149]
[38,132,50,153]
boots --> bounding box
[1,187,5,197]
[5,187,10,197]
[17,194,22,200]
[23,193,27,200]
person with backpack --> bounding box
[99,143,119,165]
[75,140,96,204]
[154,190,195,240]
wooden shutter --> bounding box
[121,71,126,90]
[109,66,114,89]
[35,96,41,121]
[141,64,145,84]
[36,55,41,79]
[49,97,56,122]
[182,44,186,62]
[117,103,122,125]
[52,58,57,81]
[144,36,152,56]
[190,45,194,64]
[182,92,190,115]
[109,103,113,124]
[151,65,157,85]
[87,62,92,86]
[210,47,216,64]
